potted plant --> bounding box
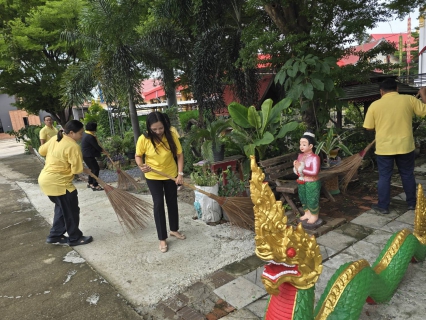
[315,127,353,168]
[315,128,353,195]
[190,164,222,223]
[185,118,232,162]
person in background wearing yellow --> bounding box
[81,122,109,191]
[39,115,58,145]
[38,120,93,246]
[364,80,426,214]
[135,112,185,253]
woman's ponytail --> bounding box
[57,129,64,142]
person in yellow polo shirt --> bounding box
[135,112,185,253]
[39,115,58,145]
[38,120,93,246]
[363,79,426,214]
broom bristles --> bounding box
[322,139,376,192]
[107,156,144,192]
[221,197,255,230]
[117,169,144,192]
[106,188,152,231]
[89,172,152,232]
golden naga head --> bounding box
[249,155,322,295]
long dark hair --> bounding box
[57,120,84,142]
[146,112,177,156]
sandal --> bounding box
[90,185,104,191]
[170,231,186,240]
[159,244,168,253]
[69,236,93,247]
[301,218,324,230]
[46,236,68,244]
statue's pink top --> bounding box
[297,152,320,181]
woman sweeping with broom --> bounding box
[135,112,185,253]
[38,120,93,246]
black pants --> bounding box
[83,157,100,187]
[146,178,179,240]
[48,190,83,242]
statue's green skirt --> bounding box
[298,180,321,215]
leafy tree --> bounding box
[0,0,85,126]
[81,101,103,124]
[240,1,422,129]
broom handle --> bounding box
[149,168,219,198]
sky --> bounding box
[367,9,420,34]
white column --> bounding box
[419,15,426,75]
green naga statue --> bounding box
[249,155,426,320]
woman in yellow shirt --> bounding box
[135,112,185,253]
[38,120,93,246]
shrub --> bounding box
[218,166,246,197]
[190,164,219,186]
[179,110,199,131]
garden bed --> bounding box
[177,154,426,223]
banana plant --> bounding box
[228,98,298,160]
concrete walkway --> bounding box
[1,137,426,319]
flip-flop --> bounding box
[46,236,68,244]
[69,236,93,247]
[301,218,324,230]
[90,185,104,191]
[170,232,186,240]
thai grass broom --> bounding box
[87,171,152,231]
[149,169,255,230]
[321,139,376,192]
[106,156,144,192]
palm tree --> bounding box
[61,0,151,143]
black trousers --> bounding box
[83,157,100,186]
[48,190,83,242]
[146,178,179,240]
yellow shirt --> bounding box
[136,132,182,180]
[170,126,180,138]
[363,92,426,155]
[38,135,84,196]
[39,125,58,142]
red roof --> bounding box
[337,32,418,66]
[338,40,382,66]
[370,33,414,50]
[141,79,185,101]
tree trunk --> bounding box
[48,106,72,127]
[163,67,177,108]
[128,93,140,144]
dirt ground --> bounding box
[177,154,426,222]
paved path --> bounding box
[1,137,426,319]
